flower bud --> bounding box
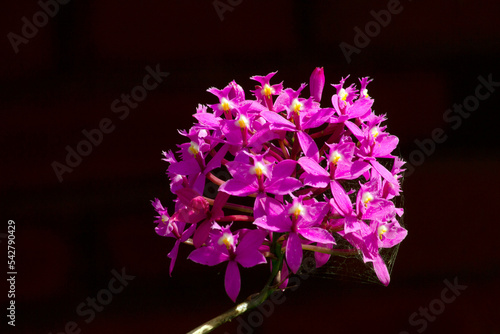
[228,80,245,102]
[189,196,209,214]
[309,67,325,102]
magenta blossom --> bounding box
[188,224,268,301]
[219,153,302,198]
[153,68,407,305]
[250,71,283,111]
[152,198,196,276]
[338,218,407,285]
[254,196,334,273]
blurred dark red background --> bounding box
[1,1,499,333]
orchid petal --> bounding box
[370,160,399,190]
[373,255,390,286]
[192,219,212,248]
[261,110,296,131]
[315,243,333,268]
[297,131,319,161]
[167,240,181,276]
[286,232,303,274]
[298,157,329,177]
[188,246,228,266]
[347,97,373,118]
[225,261,241,302]
[236,230,267,267]
[219,179,257,197]
[299,227,335,244]
[168,159,201,176]
[265,177,303,195]
[330,180,353,216]
[345,120,364,140]
[272,159,297,178]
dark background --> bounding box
[2,1,499,333]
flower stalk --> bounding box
[187,284,278,334]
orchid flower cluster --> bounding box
[152,68,407,302]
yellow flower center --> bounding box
[362,192,374,206]
[161,214,168,223]
[339,88,348,101]
[237,115,249,129]
[288,202,305,219]
[362,88,369,98]
[262,84,275,98]
[370,127,379,138]
[290,98,302,114]
[250,162,267,177]
[188,142,200,155]
[219,98,231,112]
[218,233,235,250]
[378,225,388,240]
[330,150,342,165]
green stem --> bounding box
[290,132,300,160]
[216,215,254,222]
[222,202,253,214]
[186,233,285,333]
[310,124,336,139]
[279,139,290,159]
[203,197,253,214]
[186,285,277,334]
[185,233,359,333]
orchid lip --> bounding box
[218,232,235,249]
[290,98,302,114]
[378,224,388,240]
[261,84,275,98]
[329,150,342,165]
[362,192,374,206]
[188,141,200,155]
[236,115,249,129]
[219,97,231,112]
[250,162,267,177]
[339,88,348,101]
[288,202,305,218]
